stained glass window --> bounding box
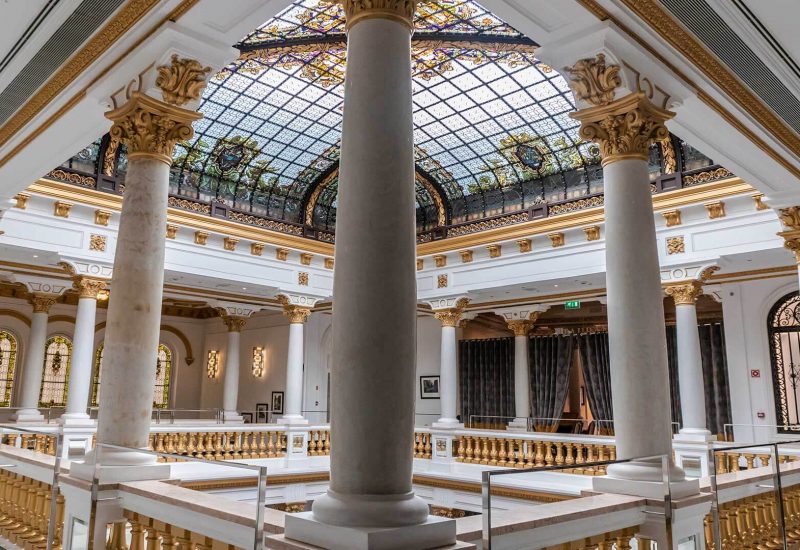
[0,331,17,407]
[39,336,71,407]
[91,343,172,409]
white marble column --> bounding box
[221,315,246,423]
[432,308,463,429]
[15,294,58,422]
[89,57,206,466]
[508,320,533,425]
[277,297,311,425]
[61,278,106,425]
[569,55,686,488]
[296,1,452,544]
[665,282,710,437]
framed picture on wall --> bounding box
[242,412,253,424]
[255,403,269,423]
[420,376,440,399]
[272,391,285,415]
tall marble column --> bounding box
[568,54,685,485]
[91,56,208,465]
[290,0,455,545]
[15,294,58,422]
[277,296,312,425]
[220,315,246,423]
[508,319,533,426]
[429,298,468,429]
[665,281,710,437]
[61,278,106,425]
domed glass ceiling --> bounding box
[169,0,600,228]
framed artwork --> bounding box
[420,376,440,399]
[242,412,253,424]
[255,403,269,423]
[272,391,284,415]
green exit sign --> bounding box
[564,300,581,310]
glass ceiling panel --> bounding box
[170,0,598,223]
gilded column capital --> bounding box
[564,53,621,107]
[221,315,247,332]
[664,281,703,305]
[341,0,418,32]
[432,297,469,328]
[779,206,800,230]
[570,92,674,167]
[75,277,107,300]
[277,295,313,324]
[30,293,58,314]
[106,92,202,165]
[779,230,800,263]
[507,320,533,337]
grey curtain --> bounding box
[459,338,514,427]
[665,322,732,435]
[576,332,614,433]
[528,335,574,431]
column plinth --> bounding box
[567,54,690,491]
[15,294,58,422]
[277,296,311,426]
[61,278,106,426]
[220,314,247,423]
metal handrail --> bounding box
[0,406,66,424]
[722,422,800,443]
[152,408,223,424]
[92,442,267,550]
[481,452,674,549]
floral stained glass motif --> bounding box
[39,336,71,407]
[0,331,17,407]
[91,343,172,409]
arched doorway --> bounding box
[768,291,800,433]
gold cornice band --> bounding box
[342,0,418,32]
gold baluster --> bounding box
[544,442,554,466]
[488,438,498,466]
[464,437,474,463]
[324,431,331,455]
[160,531,179,550]
[534,441,544,467]
[479,438,489,465]
[144,526,160,550]
[241,432,252,459]
[258,431,267,458]
[456,437,465,462]
[267,432,276,458]
[424,434,432,459]
[555,442,565,465]
[564,442,575,468]
[523,439,534,468]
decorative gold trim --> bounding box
[223,237,238,251]
[660,137,676,173]
[0,309,32,328]
[433,297,469,327]
[664,281,702,305]
[459,250,473,263]
[75,278,106,300]
[166,224,178,239]
[704,201,726,219]
[507,319,533,337]
[31,294,58,314]
[300,253,313,266]
[277,295,312,324]
[583,226,600,241]
[486,244,501,258]
[89,234,107,252]
[53,201,72,218]
[437,274,448,288]
[250,243,264,256]
[416,259,424,271]
[14,194,29,209]
[160,324,194,365]
[220,314,246,333]
[752,193,768,211]
[684,167,732,187]
[516,239,532,253]
[661,209,681,227]
[564,53,621,107]
[155,54,211,107]
[276,248,289,261]
[94,210,111,226]
[298,272,309,286]
[433,255,447,268]
[194,231,208,245]
[666,236,685,255]
[324,257,334,269]
[548,232,565,247]
[46,168,95,187]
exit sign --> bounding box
[565,300,581,310]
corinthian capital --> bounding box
[105,92,202,165]
[30,293,58,314]
[277,295,313,324]
[507,319,533,337]
[570,92,674,167]
[342,0,418,31]
[75,277,107,300]
[664,281,703,305]
[779,206,800,230]
[431,297,469,328]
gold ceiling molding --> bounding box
[159,324,195,366]
[0,0,199,169]
[575,0,800,179]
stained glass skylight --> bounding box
[170,0,600,227]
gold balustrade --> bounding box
[414,432,432,459]
[453,434,615,475]
[714,450,800,474]
[146,430,286,462]
[0,434,58,456]
[307,430,331,456]
[543,527,649,549]
[0,469,64,550]
[116,511,241,550]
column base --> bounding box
[431,418,463,430]
[59,413,95,427]
[594,473,699,499]
[13,409,44,423]
[222,411,244,423]
[674,428,716,443]
[506,418,529,432]
[278,415,309,426]
[278,511,462,550]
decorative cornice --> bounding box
[75,278,106,300]
[155,55,211,107]
[30,294,58,314]
[564,53,621,107]
[570,92,674,167]
[277,295,312,324]
[342,0,418,31]
[105,92,202,164]
[664,281,702,305]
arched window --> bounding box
[91,343,172,409]
[39,336,71,407]
[768,291,800,433]
[0,331,18,407]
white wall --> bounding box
[721,273,799,442]
[416,314,442,426]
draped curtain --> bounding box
[665,322,731,435]
[459,338,514,427]
[528,335,574,431]
[576,333,614,434]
